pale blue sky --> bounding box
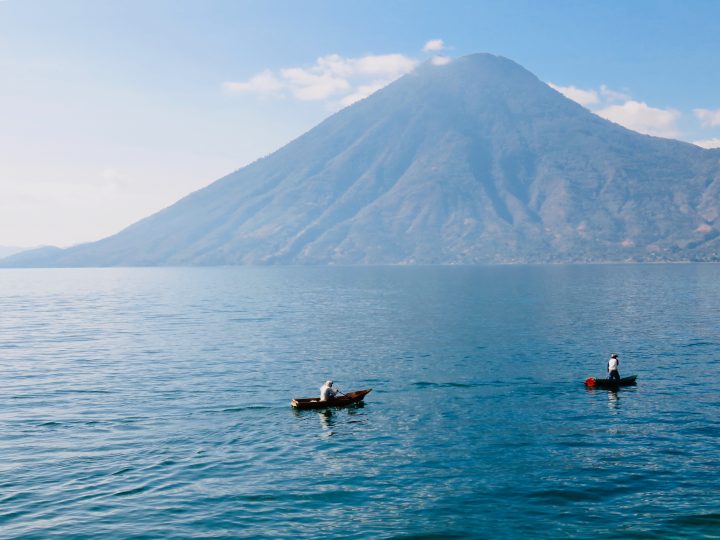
[2,0,719,247]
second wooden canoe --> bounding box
[585,375,637,389]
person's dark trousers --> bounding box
[609,370,620,380]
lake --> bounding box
[1,265,720,538]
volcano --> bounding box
[5,53,720,267]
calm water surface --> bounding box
[1,265,720,539]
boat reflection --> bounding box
[291,403,367,438]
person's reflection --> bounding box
[319,409,335,436]
[607,390,620,412]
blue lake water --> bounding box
[1,265,720,539]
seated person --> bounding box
[320,380,339,401]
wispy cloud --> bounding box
[693,138,720,149]
[224,53,419,107]
[431,56,452,66]
[599,84,631,104]
[223,70,283,95]
[694,108,720,127]
[422,39,445,52]
[224,41,452,108]
[280,66,351,101]
[340,81,389,107]
[597,101,681,138]
[548,83,599,107]
[549,82,681,138]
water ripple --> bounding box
[1,266,720,538]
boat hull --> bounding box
[291,389,372,409]
[585,375,637,389]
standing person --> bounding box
[320,380,339,401]
[608,353,620,380]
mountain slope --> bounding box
[4,53,720,267]
[0,246,29,258]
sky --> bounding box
[1,0,720,248]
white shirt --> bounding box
[320,384,337,401]
[608,357,618,371]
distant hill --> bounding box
[0,246,32,259]
[3,53,720,267]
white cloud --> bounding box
[694,108,720,127]
[599,84,631,104]
[222,70,282,95]
[423,39,445,52]
[431,55,452,66]
[340,80,391,107]
[224,53,418,107]
[280,67,350,100]
[596,100,681,138]
[352,54,418,77]
[549,82,682,138]
[693,138,720,149]
[548,83,599,107]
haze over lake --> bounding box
[2,265,719,538]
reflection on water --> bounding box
[319,409,334,435]
[584,386,639,413]
[290,405,367,439]
[607,389,619,411]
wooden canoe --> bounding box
[585,375,637,389]
[291,389,372,409]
